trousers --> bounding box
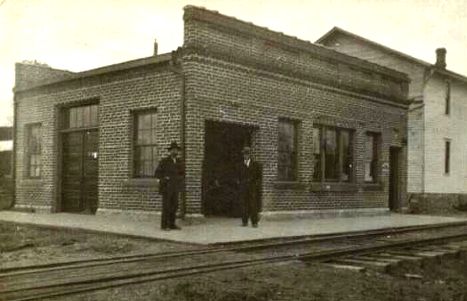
[161,190,179,229]
[241,189,259,225]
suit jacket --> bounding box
[154,156,185,195]
[238,160,263,208]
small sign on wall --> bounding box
[382,162,390,175]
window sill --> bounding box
[23,177,42,182]
[310,182,358,192]
[362,183,383,191]
[273,181,306,190]
[123,178,159,188]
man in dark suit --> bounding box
[238,146,262,227]
[155,141,184,230]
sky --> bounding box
[1,0,466,127]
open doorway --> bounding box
[202,121,254,217]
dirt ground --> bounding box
[0,222,199,269]
[2,221,467,301]
[50,255,467,301]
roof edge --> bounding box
[317,26,467,84]
[183,6,409,82]
[14,53,173,93]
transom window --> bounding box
[313,125,353,182]
[26,123,41,178]
[134,110,158,177]
[63,104,99,129]
[278,119,298,181]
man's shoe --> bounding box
[161,227,170,231]
[241,223,248,227]
[170,225,182,230]
[252,224,258,228]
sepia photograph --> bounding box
[1,0,467,300]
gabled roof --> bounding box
[316,26,467,84]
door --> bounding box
[389,147,400,211]
[61,130,98,213]
[202,121,253,217]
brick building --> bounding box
[317,27,467,213]
[12,7,409,218]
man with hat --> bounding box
[237,146,262,227]
[155,141,184,230]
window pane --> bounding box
[312,127,321,181]
[445,140,450,174]
[138,114,152,130]
[90,105,99,126]
[324,128,338,180]
[69,108,77,128]
[27,125,41,177]
[364,133,379,182]
[278,120,297,181]
[340,130,352,182]
[83,105,91,127]
[134,111,157,177]
[76,107,84,128]
[364,135,374,182]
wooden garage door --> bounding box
[61,130,98,213]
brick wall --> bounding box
[14,61,181,212]
[15,63,74,90]
[182,6,409,213]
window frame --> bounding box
[445,139,451,175]
[312,125,354,183]
[25,123,42,179]
[277,118,299,182]
[133,109,159,178]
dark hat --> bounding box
[242,146,251,154]
[167,141,181,151]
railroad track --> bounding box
[1,221,467,301]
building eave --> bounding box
[14,53,173,94]
[317,26,467,85]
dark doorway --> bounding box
[61,130,98,213]
[389,147,400,211]
[202,121,253,217]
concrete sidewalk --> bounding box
[0,211,466,245]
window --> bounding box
[313,125,353,182]
[26,123,41,178]
[364,133,380,183]
[134,110,158,177]
[445,140,450,174]
[278,119,298,181]
[63,104,99,129]
[445,81,451,115]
